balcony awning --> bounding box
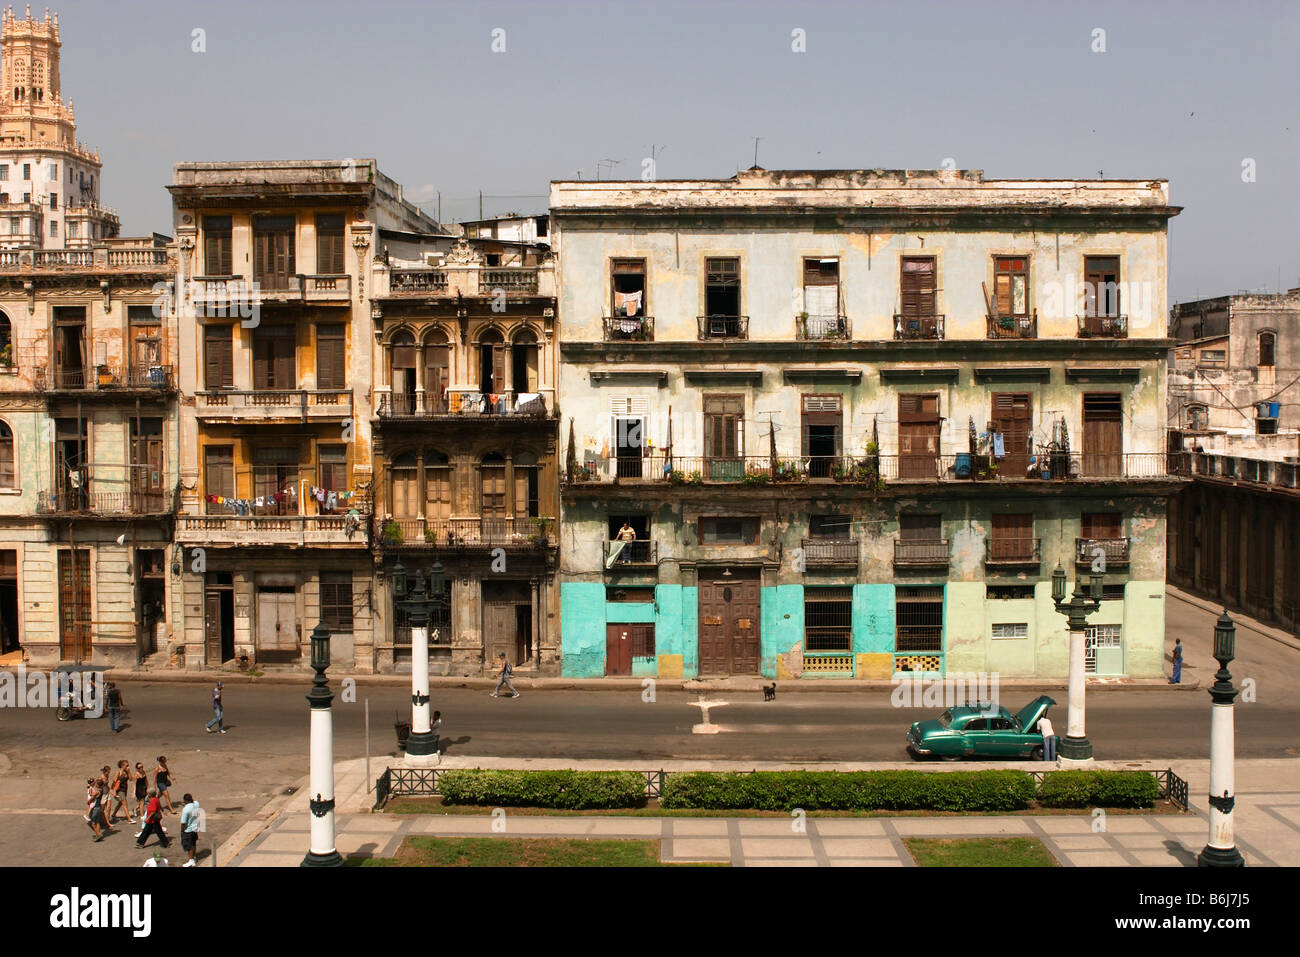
[782,368,862,383]
[683,369,763,384]
[974,366,1052,383]
[879,367,959,383]
[1064,366,1141,382]
[589,369,669,385]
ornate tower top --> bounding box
[0,5,96,161]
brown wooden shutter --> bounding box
[1082,513,1122,539]
[316,325,345,389]
[204,217,232,275]
[205,326,233,389]
[316,215,345,274]
[491,345,505,393]
[205,446,233,500]
[900,257,935,318]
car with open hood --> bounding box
[906,694,1056,760]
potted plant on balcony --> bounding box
[741,468,770,486]
[773,459,805,483]
[530,518,551,547]
[381,519,403,545]
[424,527,438,544]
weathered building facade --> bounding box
[169,160,436,671]
[554,168,1181,680]
[368,237,560,675]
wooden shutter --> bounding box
[204,326,233,389]
[316,214,345,274]
[425,345,449,402]
[491,345,506,393]
[992,393,1032,473]
[1082,513,1122,539]
[205,446,233,500]
[425,465,451,521]
[391,462,417,517]
[900,514,941,541]
[704,396,742,458]
[481,464,506,517]
[204,217,232,275]
[1084,257,1120,317]
[316,324,345,389]
[900,257,935,318]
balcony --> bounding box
[385,267,541,298]
[374,389,551,421]
[1075,537,1130,568]
[176,513,367,547]
[37,364,176,395]
[604,539,658,567]
[37,465,175,516]
[985,538,1041,567]
[1184,452,1299,488]
[107,248,169,268]
[697,315,749,340]
[603,316,655,342]
[894,539,951,567]
[894,314,944,340]
[986,312,1037,339]
[479,268,538,294]
[389,268,449,294]
[376,516,555,549]
[796,315,851,341]
[1077,314,1128,338]
[252,273,352,304]
[801,538,858,566]
[194,389,353,423]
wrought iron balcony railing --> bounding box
[986,311,1037,339]
[893,314,944,340]
[984,538,1042,565]
[1075,537,1130,567]
[696,315,749,340]
[377,516,555,549]
[603,539,658,567]
[894,539,951,566]
[796,314,851,341]
[801,538,859,565]
[1077,314,1128,338]
[603,316,655,341]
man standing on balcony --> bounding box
[1169,637,1183,684]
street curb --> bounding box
[214,771,309,867]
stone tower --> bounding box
[0,5,74,147]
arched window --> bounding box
[389,331,416,413]
[480,452,507,519]
[511,328,539,393]
[424,329,450,412]
[479,329,504,393]
[0,421,14,487]
[0,310,11,367]
[1260,331,1276,368]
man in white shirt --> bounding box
[1039,716,1056,761]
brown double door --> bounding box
[992,393,1032,478]
[58,549,91,661]
[698,569,761,675]
[899,394,940,478]
[1083,393,1123,476]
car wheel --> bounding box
[1030,746,1044,761]
[940,753,962,762]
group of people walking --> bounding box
[82,756,203,865]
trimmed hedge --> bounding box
[1037,770,1160,809]
[660,770,1036,812]
[438,770,647,809]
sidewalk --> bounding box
[223,755,1300,867]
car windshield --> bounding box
[937,709,953,729]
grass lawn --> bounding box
[904,837,1058,867]
[349,835,713,867]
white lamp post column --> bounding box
[1200,611,1245,867]
[393,559,445,759]
[1051,563,1101,764]
[302,622,341,867]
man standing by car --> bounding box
[1039,715,1056,761]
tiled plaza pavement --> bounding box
[223,756,1300,867]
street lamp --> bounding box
[1050,561,1104,763]
[301,622,341,867]
[1199,610,1245,867]
[393,558,448,760]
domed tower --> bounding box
[0,6,114,249]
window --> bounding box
[704,394,743,476]
[802,394,842,476]
[425,451,451,521]
[319,571,353,632]
[0,421,13,486]
[0,165,7,180]
[1081,512,1123,540]
[1187,404,1208,431]
[49,164,56,179]
[1082,393,1123,476]
[704,257,740,317]
[203,216,232,275]
[1085,624,1122,674]
[20,193,28,203]
[128,305,162,380]
[49,220,56,237]
[204,325,233,389]
[316,213,345,274]
[511,329,539,393]
[899,394,940,478]
[992,622,1029,639]
[1259,332,1276,368]
[1083,256,1120,316]
[480,453,507,518]
[993,257,1028,316]
[424,331,450,412]
[900,514,942,541]
[611,258,645,316]
[698,516,759,544]
[317,445,347,506]
[316,323,345,389]
[204,446,234,506]
[0,310,10,365]
[22,164,29,180]
[1199,349,1226,365]
[802,258,840,326]
[67,221,76,238]
[990,513,1034,561]
[253,214,296,289]
[512,451,540,519]
[809,514,850,538]
[606,586,655,603]
[49,192,56,210]
[251,446,300,515]
[804,586,852,652]
[896,586,943,652]
[987,584,1035,600]
[898,256,937,336]
[478,329,504,393]
[992,393,1032,475]
[252,325,295,389]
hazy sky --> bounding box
[44,0,1300,304]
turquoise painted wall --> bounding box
[761,584,803,678]
[654,584,699,678]
[561,582,605,677]
[853,584,895,653]
[606,603,655,624]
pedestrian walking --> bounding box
[135,790,170,849]
[105,681,124,733]
[430,709,442,752]
[154,756,176,813]
[204,681,226,733]
[180,793,202,866]
[1170,637,1183,684]
[489,652,518,698]
[108,760,135,824]
[132,762,149,820]
[84,778,105,842]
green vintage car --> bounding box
[906,695,1056,760]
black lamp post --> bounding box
[1199,610,1245,867]
[301,622,342,867]
[393,559,448,758]
[1050,562,1104,762]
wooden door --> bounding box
[425,345,449,411]
[204,592,222,664]
[900,257,936,334]
[704,395,743,480]
[605,623,632,676]
[697,570,761,675]
[204,326,233,389]
[992,393,1032,478]
[255,224,295,290]
[58,549,91,661]
[1083,393,1123,476]
[256,588,298,659]
[899,394,940,478]
[990,513,1033,561]
[316,325,345,389]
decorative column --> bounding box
[1199,611,1245,867]
[1051,563,1103,763]
[302,622,342,867]
[392,559,447,759]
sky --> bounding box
[40,0,1300,304]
